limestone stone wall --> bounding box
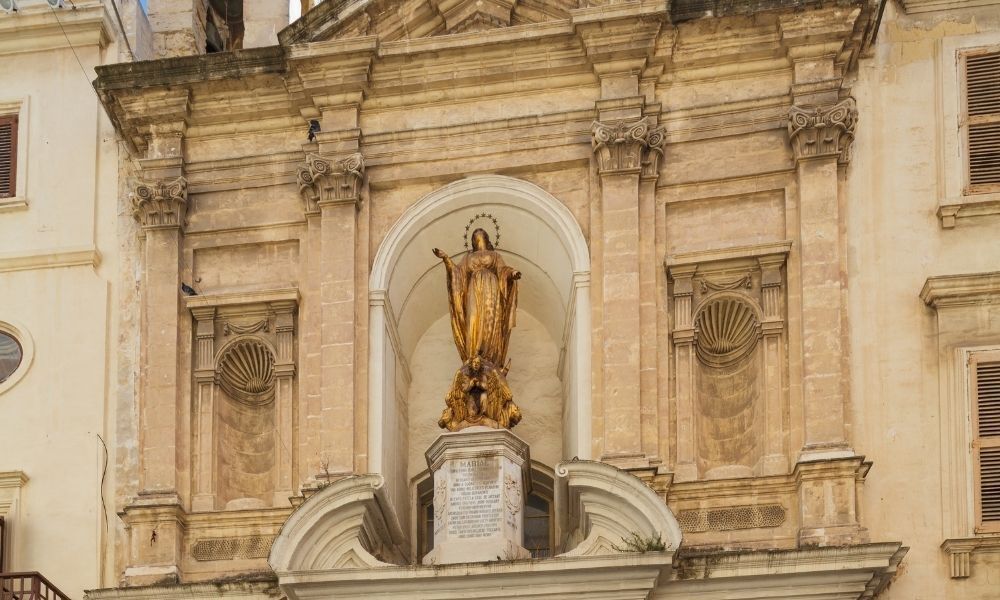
[83,0,998,595]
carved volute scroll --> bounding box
[296,152,366,215]
[591,117,666,177]
[787,98,858,163]
[130,176,188,230]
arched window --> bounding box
[415,463,555,560]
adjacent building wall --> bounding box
[0,1,139,596]
[849,2,1000,598]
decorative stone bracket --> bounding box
[555,459,683,557]
[130,176,188,230]
[787,98,858,163]
[591,117,666,178]
[268,474,408,572]
[296,152,366,215]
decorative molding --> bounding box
[700,274,752,293]
[902,0,1000,13]
[920,271,1000,308]
[938,192,1000,228]
[591,117,666,177]
[184,288,300,310]
[192,535,275,561]
[694,296,762,368]
[942,535,1000,578]
[676,504,786,533]
[556,459,682,557]
[296,152,365,214]
[216,338,277,405]
[0,246,101,273]
[268,474,407,571]
[787,98,858,163]
[130,177,188,231]
[666,241,794,268]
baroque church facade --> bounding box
[1,0,999,599]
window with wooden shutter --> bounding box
[0,115,15,199]
[965,51,1000,192]
[971,350,1000,532]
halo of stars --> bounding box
[463,213,501,250]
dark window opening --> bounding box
[206,0,244,53]
[0,115,17,199]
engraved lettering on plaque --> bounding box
[446,457,502,539]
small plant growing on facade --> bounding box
[612,532,667,553]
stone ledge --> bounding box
[901,0,1000,13]
[937,192,1000,228]
[941,534,1000,578]
[920,271,1000,308]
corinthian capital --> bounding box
[297,152,366,215]
[591,117,666,177]
[787,98,858,163]
[130,177,188,231]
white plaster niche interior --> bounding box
[368,175,593,546]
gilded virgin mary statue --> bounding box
[432,227,523,431]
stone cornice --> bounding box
[920,271,1000,309]
[297,153,366,214]
[787,98,858,163]
[591,117,666,177]
[901,0,1000,13]
[0,246,102,273]
[0,3,113,56]
[130,177,188,232]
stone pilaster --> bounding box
[130,174,187,496]
[758,255,788,475]
[788,98,857,460]
[126,170,187,584]
[190,306,216,512]
[272,301,297,506]
[297,152,366,478]
[667,265,697,482]
[592,116,665,466]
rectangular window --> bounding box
[971,350,1000,532]
[964,51,1000,193]
[0,114,16,199]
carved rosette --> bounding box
[787,98,858,163]
[591,117,666,177]
[130,176,188,230]
[296,152,366,215]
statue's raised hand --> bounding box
[432,247,448,259]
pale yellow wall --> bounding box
[0,2,128,596]
[848,3,1000,598]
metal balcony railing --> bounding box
[0,573,71,600]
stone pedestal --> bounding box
[422,427,532,565]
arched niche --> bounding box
[368,175,592,541]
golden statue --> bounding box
[432,227,522,431]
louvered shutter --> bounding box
[972,351,1000,532]
[0,115,15,199]
[965,52,1000,191]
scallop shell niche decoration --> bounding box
[694,296,761,367]
[217,338,276,405]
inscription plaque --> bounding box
[447,458,502,539]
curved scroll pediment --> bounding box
[555,460,683,558]
[280,0,580,45]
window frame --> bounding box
[0,113,17,200]
[960,47,1000,195]
[0,98,28,212]
[970,349,1000,533]
[0,320,33,396]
